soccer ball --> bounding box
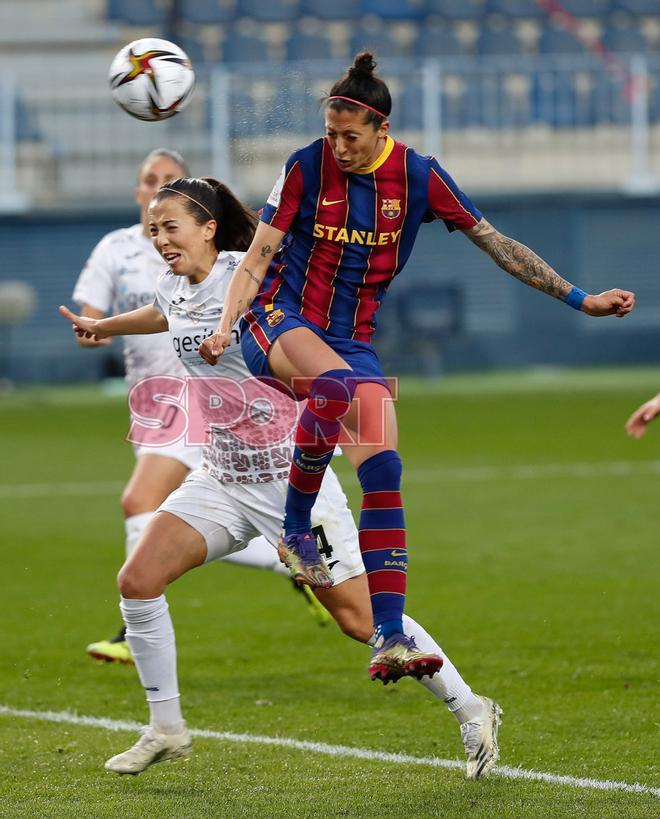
[109,38,195,122]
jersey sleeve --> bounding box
[259,152,305,234]
[72,233,117,312]
[153,272,171,317]
[425,158,482,232]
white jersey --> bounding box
[73,224,186,387]
[154,252,297,485]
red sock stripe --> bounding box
[295,423,338,453]
[361,490,403,510]
[366,569,407,595]
[358,529,406,552]
[289,463,326,494]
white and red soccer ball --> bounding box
[109,38,195,122]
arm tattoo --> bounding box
[244,267,260,286]
[466,219,572,300]
[260,244,273,258]
[227,298,243,329]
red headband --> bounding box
[326,95,388,120]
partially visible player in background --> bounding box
[626,393,660,438]
[73,150,328,663]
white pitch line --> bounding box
[0,481,124,499]
[401,459,660,484]
[1,460,660,500]
[0,705,657,798]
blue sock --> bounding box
[358,450,406,640]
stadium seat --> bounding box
[477,25,524,55]
[177,35,207,65]
[230,88,272,137]
[539,25,589,54]
[223,31,271,62]
[441,73,484,129]
[488,0,543,18]
[350,19,408,59]
[532,72,574,127]
[298,0,358,19]
[360,0,426,20]
[389,79,423,130]
[228,89,261,137]
[649,75,660,124]
[532,71,601,128]
[286,31,333,60]
[179,0,236,24]
[396,283,463,376]
[500,72,534,127]
[238,0,300,23]
[602,22,648,53]
[414,22,470,58]
[559,0,612,16]
[427,0,487,20]
[594,71,632,124]
[15,97,41,141]
[613,0,660,13]
[106,0,168,25]
[266,85,319,133]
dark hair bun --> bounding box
[349,52,377,79]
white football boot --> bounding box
[460,696,502,780]
[105,724,192,775]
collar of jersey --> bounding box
[354,135,394,175]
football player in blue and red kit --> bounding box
[200,53,635,686]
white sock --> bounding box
[402,614,483,724]
[120,595,184,734]
[222,536,288,575]
[124,512,154,558]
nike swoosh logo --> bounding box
[390,550,407,557]
[321,197,345,206]
[327,560,339,570]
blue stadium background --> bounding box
[1,0,659,382]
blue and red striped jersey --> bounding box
[258,135,482,343]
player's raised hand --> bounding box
[58,305,110,343]
[198,330,232,365]
[626,394,660,439]
[581,289,635,317]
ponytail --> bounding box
[201,177,258,252]
[325,52,392,127]
[153,177,257,251]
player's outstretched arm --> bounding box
[463,219,635,317]
[198,221,285,365]
[626,393,660,439]
[59,304,168,341]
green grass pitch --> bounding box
[0,369,658,817]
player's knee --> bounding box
[121,487,154,518]
[117,563,155,599]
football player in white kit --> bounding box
[72,150,328,664]
[60,177,500,780]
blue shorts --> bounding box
[241,304,390,393]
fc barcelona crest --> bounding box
[266,309,285,327]
[381,198,401,219]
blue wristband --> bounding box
[563,286,587,311]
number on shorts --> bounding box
[312,524,333,559]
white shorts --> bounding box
[158,465,364,586]
[132,438,202,472]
